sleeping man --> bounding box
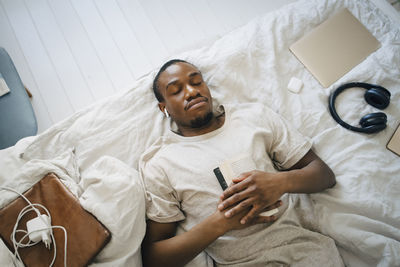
[139,59,344,266]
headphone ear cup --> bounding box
[359,112,387,128]
[364,88,391,109]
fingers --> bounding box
[222,197,254,218]
[231,171,252,183]
[240,205,261,224]
[252,215,278,224]
[265,200,282,211]
[239,200,283,225]
[220,176,252,203]
[218,189,250,213]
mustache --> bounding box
[185,96,208,110]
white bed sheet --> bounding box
[0,0,399,266]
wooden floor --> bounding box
[0,0,398,133]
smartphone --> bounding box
[213,167,228,190]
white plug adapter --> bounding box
[26,214,52,248]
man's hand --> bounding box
[214,195,279,233]
[217,149,336,225]
[218,170,285,224]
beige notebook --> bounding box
[387,123,400,157]
[290,8,380,87]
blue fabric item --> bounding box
[0,47,37,150]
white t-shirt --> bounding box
[140,103,343,266]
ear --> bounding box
[158,102,165,113]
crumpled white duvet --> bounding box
[0,0,399,266]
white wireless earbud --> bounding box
[164,109,170,118]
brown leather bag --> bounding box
[0,173,111,267]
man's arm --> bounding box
[141,206,278,267]
[141,218,219,267]
[283,148,336,193]
[218,149,336,224]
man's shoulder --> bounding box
[139,136,171,166]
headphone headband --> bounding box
[329,82,390,134]
[331,82,389,97]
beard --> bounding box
[189,111,214,128]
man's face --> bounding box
[158,62,213,128]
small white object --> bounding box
[0,78,10,97]
[26,214,52,248]
[288,77,303,93]
[260,208,279,217]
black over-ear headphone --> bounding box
[329,82,391,134]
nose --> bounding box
[184,84,199,98]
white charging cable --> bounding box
[0,186,67,267]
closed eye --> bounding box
[172,85,182,95]
[190,78,203,86]
[189,72,203,86]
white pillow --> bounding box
[79,156,146,266]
